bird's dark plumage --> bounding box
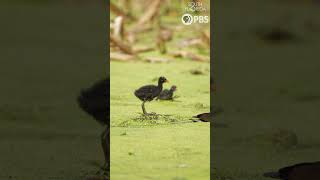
[135,77,167,101]
[192,107,224,122]
[77,78,109,178]
[134,76,168,114]
[157,85,177,100]
[193,113,212,122]
[263,161,320,180]
[77,79,109,125]
[135,85,162,101]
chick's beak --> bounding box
[166,80,169,83]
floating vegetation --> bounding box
[114,114,193,127]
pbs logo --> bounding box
[181,13,209,25]
[182,14,193,25]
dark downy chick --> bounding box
[157,85,177,100]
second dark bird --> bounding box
[157,85,177,100]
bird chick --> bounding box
[157,85,177,100]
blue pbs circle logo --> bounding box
[181,14,193,25]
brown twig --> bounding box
[110,2,135,20]
[170,50,209,62]
[177,38,203,48]
[110,52,135,62]
[144,57,172,63]
[112,16,124,40]
[132,46,155,53]
[110,34,134,54]
[156,35,167,54]
[134,0,162,28]
[201,30,210,46]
